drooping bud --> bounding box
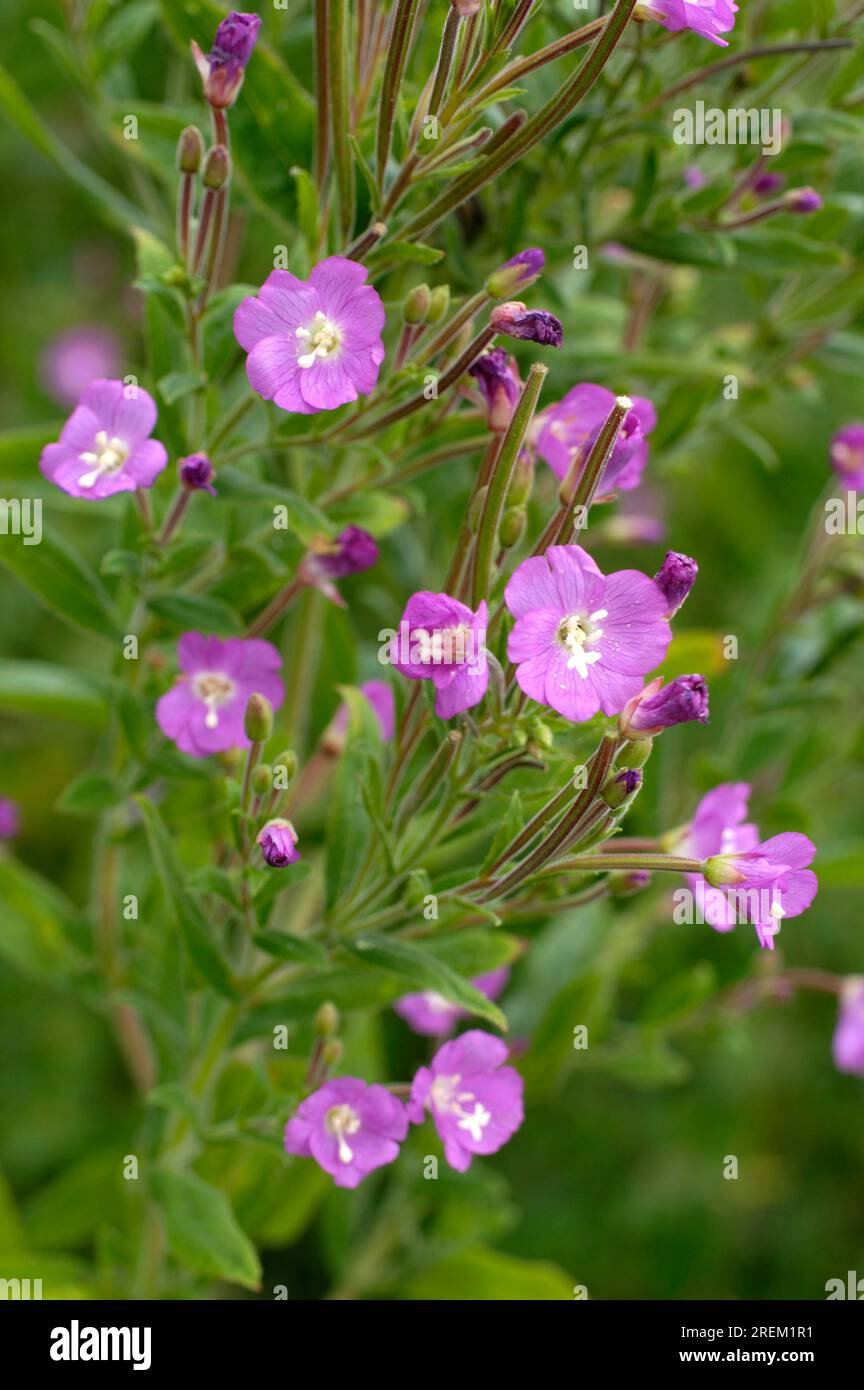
[244,692,273,743]
[179,452,217,495]
[427,284,450,324]
[314,1001,340,1037]
[468,347,521,432]
[403,283,431,325]
[654,550,697,616]
[201,144,231,190]
[299,526,379,588]
[784,186,823,214]
[177,125,204,174]
[752,170,785,197]
[191,10,262,110]
[490,301,563,347]
[486,248,545,299]
[257,817,301,867]
[619,676,709,740]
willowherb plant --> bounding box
[1,0,863,1299]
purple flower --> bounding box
[785,187,823,214]
[620,674,709,738]
[156,632,284,757]
[39,379,168,500]
[192,10,261,109]
[490,301,563,347]
[654,550,698,616]
[284,1077,409,1188]
[703,829,818,950]
[257,818,300,868]
[234,258,385,414]
[0,797,19,840]
[535,383,656,494]
[486,248,545,298]
[637,0,739,47]
[408,1030,524,1172]
[179,452,216,494]
[830,424,864,489]
[833,978,864,1077]
[753,171,785,197]
[328,680,396,748]
[504,545,672,723]
[395,968,511,1038]
[468,348,521,432]
[684,166,708,191]
[391,591,489,719]
[672,782,761,935]
[40,326,121,408]
[617,769,642,794]
[299,526,379,584]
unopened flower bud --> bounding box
[427,284,450,324]
[257,817,300,867]
[252,763,273,796]
[179,452,216,494]
[608,868,652,897]
[244,691,273,743]
[499,505,527,548]
[833,977,864,1077]
[507,448,534,506]
[704,854,745,887]
[490,301,563,347]
[784,186,822,214]
[202,144,231,190]
[322,1038,343,1068]
[191,10,262,110]
[404,283,431,325]
[654,550,697,617]
[468,485,488,531]
[177,125,204,174]
[468,348,521,432]
[273,750,298,784]
[299,526,379,585]
[527,717,553,750]
[602,767,643,808]
[486,248,545,299]
[616,737,653,770]
[619,676,709,740]
[314,1001,340,1037]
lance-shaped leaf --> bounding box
[341,933,508,1030]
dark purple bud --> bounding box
[752,170,785,197]
[490,301,563,347]
[602,767,643,808]
[619,675,709,739]
[486,248,545,298]
[192,11,261,109]
[785,186,823,214]
[257,818,301,868]
[301,526,379,584]
[654,550,697,616]
[179,452,216,495]
[468,348,521,432]
[617,769,643,795]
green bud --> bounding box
[244,692,273,743]
[528,717,553,750]
[218,748,243,776]
[202,144,231,190]
[177,125,204,174]
[704,855,741,887]
[252,763,273,796]
[468,485,488,531]
[499,505,526,549]
[322,1038,343,1068]
[601,769,642,809]
[427,285,451,324]
[273,750,297,783]
[314,1001,340,1037]
[404,283,431,325]
[404,868,433,908]
[616,737,653,770]
[508,450,534,506]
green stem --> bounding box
[376,0,422,192]
[329,0,355,242]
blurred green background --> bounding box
[0,0,863,1299]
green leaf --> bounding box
[324,687,382,909]
[327,490,410,537]
[151,1169,261,1291]
[640,964,716,1027]
[399,1245,574,1300]
[56,772,123,816]
[291,165,320,255]
[158,370,206,405]
[216,468,334,543]
[342,933,507,1030]
[369,240,446,266]
[147,591,244,635]
[0,660,110,727]
[0,530,123,640]
[0,422,61,477]
[595,1032,692,1089]
[252,930,328,966]
[136,797,240,999]
[0,860,89,980]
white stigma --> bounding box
[296,310,342,368]
[428,1073,492,1144]
[325,1103,361,1164]
[78,430,130,488]
[192,671,237,729]
[557,608,607,679]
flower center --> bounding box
[423,991,455,1014]
[324,1103,361,1164]
[192,671,237,729]
[415,623,473,665]
[296,311,342,368]
[428,1073,492,1144]
[556,609,607,679]
[833,441,864,476]
[78,430,130,488]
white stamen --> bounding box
[192,671,237,730]
[295,310,342,369]
[457,1102,492,1144]
[557,608,607,678]
[325,1103,361,1164]
[78,430,130,488]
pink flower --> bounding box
[0,797,19,840]
[284,1077,409,1188]
[40,326,121,407]
[257,819,300,868]
[672,782,761,934]
[408,1030,524,1172]
[233,258,385,414]
[39,380,168,499]
[619,674,709,737]
[698,808,818,949]
[395,968,511,1037]
[505,545,671,722]
[156,633,284,757]
[833,978,864,1077]
[391,591,489,718]
[637,0,739,47]
[191,10,261,109]
[830,424,864,490]
[328,680,396,746]
[535,383,656,494]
